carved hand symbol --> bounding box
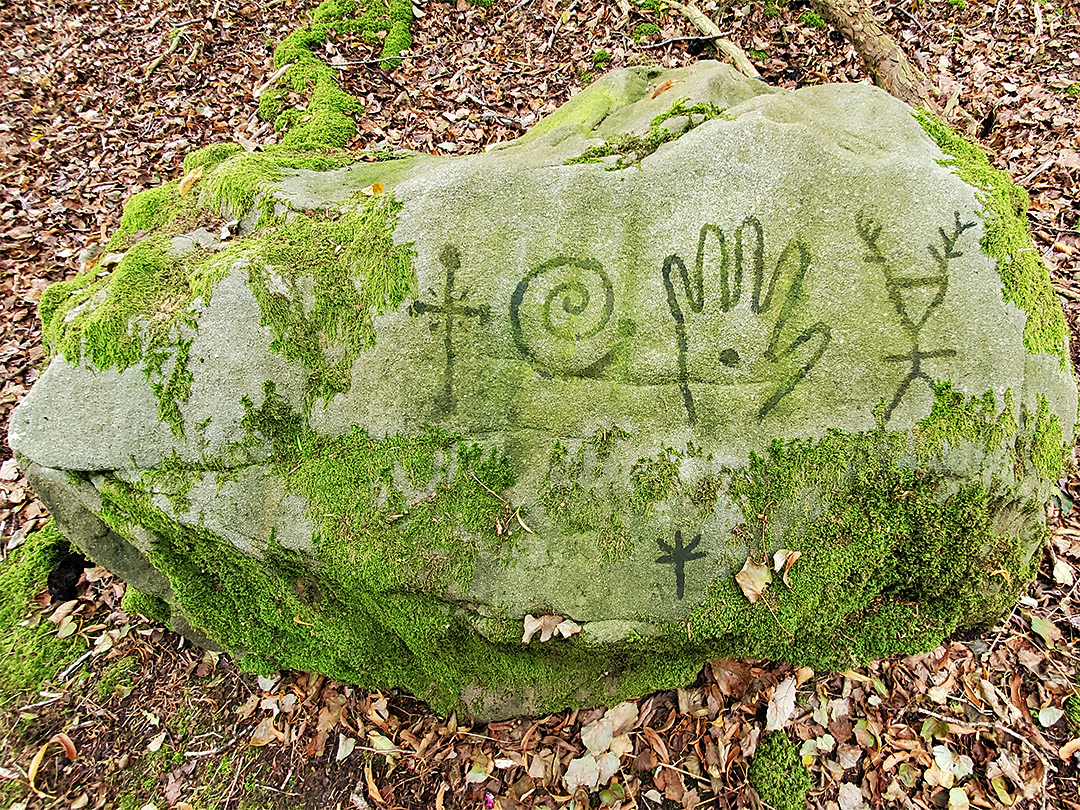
[662,217,832,423]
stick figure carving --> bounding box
[856,211,975,423]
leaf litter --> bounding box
[1,0,1080,807]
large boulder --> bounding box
[10,62,1076,719]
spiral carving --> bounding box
[510,256,617,376]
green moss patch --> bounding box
[567,98,730,169]
[677,383,1053,669]
[84,377,1064,717]
[915,111,1069,370]
[0,521,78,701]
[122,586,172,624]
[260,0,413,150]
[240,194,414,405]
[749,732,811,810]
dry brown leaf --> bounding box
[177,166,203,197]
[772,548,802,588]
[1060,737,1080,759]
[710,659,751,698]
[651,79,677,98]
[248,717,280,747]
[49,732,77,762]
[735,557,772,602]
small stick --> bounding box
[639,33,723,49]
[145,31,184,78]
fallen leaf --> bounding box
[360,182,385,196]
[710,659,751,698]
[563,754,600,792]
[177,166,203,196]
[947,786,970,810]
[1038,706,1064,727]
[556,618,582,638]
[147,731,167,753]
[838,782,867,810]
[336,734,355,762]
[582,716,613,756]
[248,717,279,747]
[765,677,797,731]
[1029,614,1061,646]
[772,549,802,587]
[465,754,490,783]
[1059,737,1080,759]
[735,557,772,602]
[0,458,18,480]
[1052,557,1075,586]
[651,79,677,98]
[49,732,77,761]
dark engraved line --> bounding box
[736,217,769,314]
[703,224,736,312]
[509,256,615,374]
[857,210,975,422]
[883,348,958,419]
[662,254,700,424]
[656,530,706,600]
[410,244,490,413]
[663,224,732,424]
[757,240,832,420]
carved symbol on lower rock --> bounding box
[857,211,975,422]
[656,530,706,600]
[662,217,832,424]
[411,244,491,414]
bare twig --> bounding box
[639,33,724,49]
[1023,156,1057,185]
[145,31,184,78]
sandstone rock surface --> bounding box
[10,62,1076,718]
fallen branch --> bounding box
[661,0,760,79]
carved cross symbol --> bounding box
[411,244,490,413]
[656,530,706,600]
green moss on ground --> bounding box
[95,655,138,700]
[567,98,729,169]
[261,0,414,149]
[915,111,1069,370]
[798,9,827,27]
[632,22,660,40]
[0,521,78,701]
[749,732,810,810]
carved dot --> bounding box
[719,348,740,366]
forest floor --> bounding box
[1,0,1079,808]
